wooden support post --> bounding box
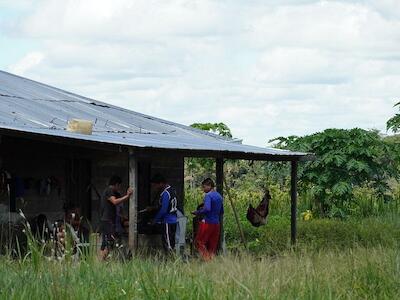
[128,152,138,254]
[216,158,224,196]
[216,158,224,252]
[290,160,298,245]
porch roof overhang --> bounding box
[0,125,313,162]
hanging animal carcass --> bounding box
[246,190,271,227]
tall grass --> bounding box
[0,215,398,299]
[0,246,399,299]
[0,184,399,299]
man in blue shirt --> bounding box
[150,174,178,253]
[192,178,224,260]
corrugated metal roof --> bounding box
[0,70,307,159]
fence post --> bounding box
[291,160,298,245]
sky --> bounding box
[1,0,400,147]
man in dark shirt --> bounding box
[100,175,133,260]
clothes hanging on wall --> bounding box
[50,176,62,197]
[39,178,52,196]
[15,177,25,198]
[0,170,11,196]
[0,170,16,212]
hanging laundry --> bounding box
[0,170,11,196]
[46,178,51,195]
[50,176,62,196]
[39,178,52,196]
[15,177,25,198]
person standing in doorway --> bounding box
[150,174,178,254]
[192,178,224,261]
[99,175,133,260]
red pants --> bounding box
[195,222,220,260]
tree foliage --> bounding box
[190,122,233,138]
[387,102,400,133]
[185,122,233,187]
[186,121,400,218]
[271,128,399,216]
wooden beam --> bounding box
[0,128,314,162]
[216,158,224,253]
[128,151,138,254]
[171,149,310,161]
[137,148,311,162]
[216,158,224,196]
[0,128,123,153]
[290,160,298,245]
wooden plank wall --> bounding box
[0,136,69,221]
[0,136,185,234]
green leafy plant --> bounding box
[271,128,399,216]
[387,101,400,133]
[186,122,233,187]
[190,122,233,138]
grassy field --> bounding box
[0,213,399,299]
[0,245,398,299]
[0,187,399,299]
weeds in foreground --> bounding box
[0,246,399,299]
[0,191,399,299]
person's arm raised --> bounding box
[108,188,133,205]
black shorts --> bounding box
[100,221,115,251]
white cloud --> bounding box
[9,51,44,75]
[3,0,400,146]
